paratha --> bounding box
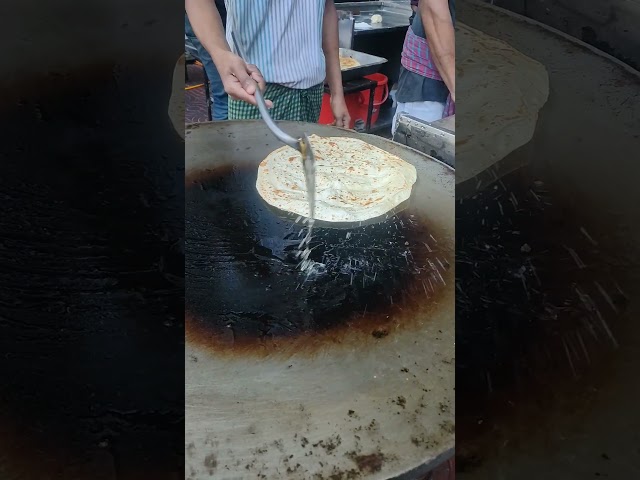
[455,22,549,184]
[340,56,360,70]
[256,135,417,222]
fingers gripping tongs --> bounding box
[230,32,317,219]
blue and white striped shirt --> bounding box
[225,0,327,89]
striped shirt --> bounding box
[225,0,327,89]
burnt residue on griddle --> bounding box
[185,165,453,355]
[347,451,386,474]
[203,453,217,475]
[455,169,629,471]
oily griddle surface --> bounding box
[185,164,450,350]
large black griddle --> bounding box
[185,121,455,480]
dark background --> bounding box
[490,0,640,68]
[0,1,184,478]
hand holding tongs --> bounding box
[230,32,317,219]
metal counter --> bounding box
[393,114,455,168]
[338,1,413,35]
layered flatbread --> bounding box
[256,135,417,222]
[456,22,549,184]
[340,56,360,70]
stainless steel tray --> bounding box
[338,1,413,33]
[339,47,388,82]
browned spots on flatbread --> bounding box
[255,135,417,223]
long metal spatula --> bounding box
[230,32,316,222]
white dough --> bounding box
[256,135,417,222]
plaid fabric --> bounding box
[401,27,440,80]
[401,26,455,115]
[228,82,324,122]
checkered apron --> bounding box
[401,27,455,116]
[228,82,324,122]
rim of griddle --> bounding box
[185,120,456,175]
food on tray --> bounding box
[339,56,360,70]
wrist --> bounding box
[209,44,233,67]
[330,89,345,101]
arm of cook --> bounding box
[322,0,351,128]
[419,0,455,102]
[185,0,272,107]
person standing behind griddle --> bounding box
[410,0,419,20]
[185,0,351,127]
[185,0,229,120]
[392,0,455,135]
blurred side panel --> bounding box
[456,0,640,478]
[0,1,184,479]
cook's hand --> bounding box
[330,95,351,128]
[216,51,273,108]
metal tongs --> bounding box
[230,32,317,220]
